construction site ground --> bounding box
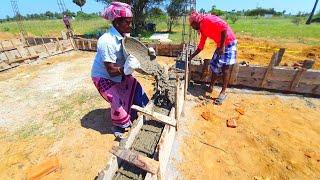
[0,36,319,179]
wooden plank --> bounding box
[88,40,92,50]
[158,108,176,179]
[184,46,189,100]
[289,68,306,91]
[8,55,39,64]
[261,52,277,87]
[300,70,320,84]
[26,157,59,180]
[82,40,85,50]
[145,108,176,180]
[274,48,285,66]
[131,105,176,127]
[175,76,180,121]
[96,156,121,180]
[190,60,320,95]
[110,147,160,174]
[0,46,16,52]
[229,63,240,85]
[0,64,19,72]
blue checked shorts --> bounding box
[210,40,237,76]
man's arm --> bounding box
[104,62,124,77]
[217,30,227,55]
[189,34,206,61]
[189,48,201,61]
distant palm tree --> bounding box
[306,0,319,24]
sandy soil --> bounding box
[0,32,16,41]
[174,86,320,179]
[0,51,118,179]
[199,36,320,69]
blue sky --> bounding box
[0,0,318,19]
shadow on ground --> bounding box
[188,82,215,101]
[80,108,113,134]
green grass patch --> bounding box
[229,17,320,45]
[0,18,109,37]
[1,17,319,45]
[16,123,41,139]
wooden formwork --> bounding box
[73,38,184,57]
[74,38,97,52]
[189,59,320,96]
[97,77,185,180]
[0,38,75,72]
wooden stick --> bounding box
[15,46,23,58]
[110,147,160,174]
[261,52,277,87]
[199,141,227,153]
[33,37,38,46]
[175,75,180,121]
[41,37,50,55]
[289,68,306,91]
[184,44,189,100]
[0,41,10,61]
[81,39,87,50]
[122,116,143,149]
[88,40,92,50]
[274,48,285,66]
[131,105,176,127]
[229,63,240,85]
[55,37,62,51]
[69,38,77,50]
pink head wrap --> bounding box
[189,11,204,24]
[101,2,133,21]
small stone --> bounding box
[226,118,237,128]
[286,165,293,171]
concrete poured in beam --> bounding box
[131,105,177,127]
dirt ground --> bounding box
[0,34,319,179]
[0,32,16,41]
[199,36,320,69]
[0,51,118,179]
[174,87,320,179]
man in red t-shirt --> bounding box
[189,11,237,105]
